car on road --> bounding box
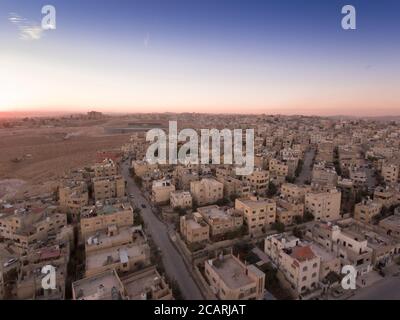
[141,204,146,209]
[3,258,18,268]
[129,194,135,198]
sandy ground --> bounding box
[0,123,130,199]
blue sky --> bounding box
[1,0,400,115]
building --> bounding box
[180,212,210,244]
[354,199,382,224]
[80,202,134,236]
[170,191,192,209]
[85,241,151,277]
[374,186,400,208]
[269,159,289,178]
[59,181,89,217]
[381,162,399,184]
[120,266,173,300]
[379,209,400,239]
[131,160,158,178]
[93,159,118,177]
[151,179,175,205]
[216,176,251,199]
[72,269,126,300]
[311,164,338,187]
[281,183,311,201]
[235,196,276,234]
[0,204,67,251]
[204,254,265,300]
[190,178,224,206]
[305,189,341,221]
[196,205,243,237]
[264,234,321,296]
[276,197,304,226]
[243,169,269,194]
[93,175,125,201]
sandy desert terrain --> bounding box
[0,121,131,200]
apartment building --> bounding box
[235,196,276,234]
[93,175,125,201]
[131,160,158,178]
[264,234,320,296]
[276,197,304,226]
[216,176,251,199]
[0,204,67,251]
[305,188,341,221]
[196,205,243,237]
[379,209,400,239]
[190,178,224,206]
[180,212,210,243]
[80,202,134,236]
[269,159,289,178]
[311,164,338,187]
[85,240,151,277]
[354,199,382,224]
[381,162,399,184]
[120,266,173,300]
[72,269,126,300]
[59,180,89,216]
[306,222,373,276]
[243,169,269,194]
[93,159,118,177]
[374,186,400,207]
[151,179,175,205]
[349,168,367,187]
[170,191,193,209]
[281,183,311,201]
[204,254,265,300]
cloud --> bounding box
[144,33,150,48]
[8,12,44,41]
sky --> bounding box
[0,0,400,116]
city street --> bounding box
[296,148,315,184]
[349,276,400,300]
[121,161,203,300]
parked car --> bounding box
[3,258,18,268]
[141,204,146,209]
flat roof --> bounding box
[210,256,253,289]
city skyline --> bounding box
[1,0,400,116]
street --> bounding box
[349,276,400,300]
[296,148,315,184]
[121,161,203,300]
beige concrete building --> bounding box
[131,160,158,178]
[269,159,289,178]
[204,254,265,300]
[243,169,269,194]
[151,179,175,205]
[80,202,134,236]
[216,176,251,199]
[121,266,173,300]
[305,188,341,221]
[0,204,67,251]
[93,159,118,177]
[72,269,126,300]
[381,162,399,184]
[379,210,400,239]
[281,183,311,201]
[170,191,193,209]
[235,196,276,234]
[197,205,243,237]
[190,178,224,206]
[276,198,304,226]
[180,212,210,243]
[354,199,382,224]
[59,181,89,217]
[264,234,320,296]
[374,186,400,207]
[93,175,125,201]
[311,164,338,187]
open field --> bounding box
[0,122,130,199]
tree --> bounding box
[303,211,314,222]
[272,222,285,233]
[293,226,303,239]
[174,206,186,216]
[134,176,143,188]
[267,182,278,197]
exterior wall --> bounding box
[93,176,125,201]
[305,189,341,221]
[190,179,223,206]
[81,210,134,236]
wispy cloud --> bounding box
[8,12,44,41]
[144,33,150,48]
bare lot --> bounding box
[0,124,130,199]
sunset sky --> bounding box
[1,0,400,116]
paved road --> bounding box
[349,276,400,300]
[296,148,315,184]
[121,161,203,300]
